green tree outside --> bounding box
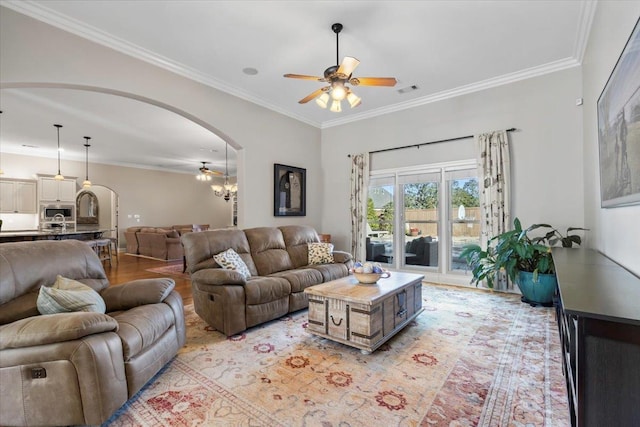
[404,182,438,209]
[451,179,479,208]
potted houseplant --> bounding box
[460,218,587,306]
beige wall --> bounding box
[3,4,639,275]
[582,1,640,276]
[0,7,322,231]
[2,152,234,247]
[320,68,585,255]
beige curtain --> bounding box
[475,130,512,289]
[350,153,369,261]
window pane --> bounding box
[403,181,439,267]
[366,184,394,264]
[449,177,480,272]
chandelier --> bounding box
[82,136,92,189]
[211,142,237,202]
[53,124,64,181]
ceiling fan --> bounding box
[284,23,397,112]
[196,161,222,181]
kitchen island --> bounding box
[0,226,113,243]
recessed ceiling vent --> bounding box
[397,85,419,94]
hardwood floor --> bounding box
[104,253,193,306]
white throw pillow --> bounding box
[308,242,334,265]
[37,275,106,314]
[213,248,251,279]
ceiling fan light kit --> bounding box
[284,23,396,112]
[196,161,213,181]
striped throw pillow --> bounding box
[37,275,106,315]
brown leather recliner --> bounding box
[0,240,186,426]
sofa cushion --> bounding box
[279,225,321,268]
[164,229,180,238]
[269,268,324,293]
[244,276,291,305]
[307,242,334,265]
[213,248,252,279]
[0,312,118,350]
[309,263,350,282]
[37,276,106,315]
[245,227,294,276]
[111,303,175,360]
[182,229,258,276]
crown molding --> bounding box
[321,57,580,129]
[1,0,322,129]
[2,0,589,131]
[573,0,598,64]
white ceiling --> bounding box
[0,1,595,175]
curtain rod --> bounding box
[347,128,517,157]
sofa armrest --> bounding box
[0,312,118,350]
[332,250,353,264]
[101,278,175,311]
[191,268,246,286]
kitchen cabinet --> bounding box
[39,177,77,202]
[0,179,37,213]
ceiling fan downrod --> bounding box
[332,23,343,67]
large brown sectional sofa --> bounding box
[0,240,186,426]
[124,224,208,260]
[182,225,354,336]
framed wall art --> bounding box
[597,18,640,208]
[274,163,306,216]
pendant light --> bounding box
[211,142,237,202]
[53,124,64,181]
[82,136,92,189]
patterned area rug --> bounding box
[106,284,569,426]
[145,263,189,280]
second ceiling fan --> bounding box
[284,23,397,112]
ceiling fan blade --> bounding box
[298,87,327,104]
[336,56,360,78]
[350,77,398,87]
[202,169,223,176]
[283,73,324,81]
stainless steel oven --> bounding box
[41,204,75,223]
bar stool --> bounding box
[94,238,112,267]
[84,240,98,253]
[108,237,118,263]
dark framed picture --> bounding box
[274,164,306,216]
[597,18,640,208]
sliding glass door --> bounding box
[366,177,394,264]
[399,171,440,268]
[368,162,480,277]
[446,170,480,272]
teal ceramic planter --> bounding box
[517,270,557,306]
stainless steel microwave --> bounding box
[41,204,75,222]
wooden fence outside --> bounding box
[402,207,481,237]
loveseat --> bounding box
[0,240,186,426]
[181,225,353,336]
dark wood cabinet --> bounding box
[552,248,640,427]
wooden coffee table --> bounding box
[304,272,424,354]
